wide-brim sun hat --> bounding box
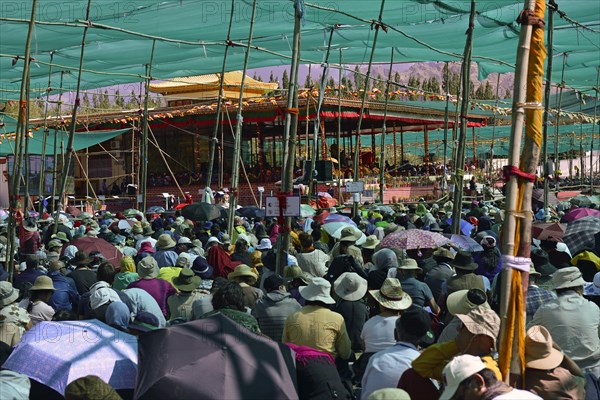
[339,227,361,242]
[446,288,490,316]
[398,258,422,271]
[361,235,380,250]
[0,281,19,306]
[156,233,177,249]
[456,307,501,347]
[334,272,368,301]
[369,278,412,311]
[227,264,259,285]
[552,266,586,290]
[173,268,201,292]
[450,250,478,271]
[525,325,564,370]
[299,277,336,304]
[256,238,272,250]
[30,276,56,291]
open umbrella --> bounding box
[322,221,352,237]
[563,216,600,256]
[532,188,558,206]
[444,217,475,236]
[3,320,137,396]
[327,225,367,246]
[570,195,592,207]
[67,236,123,266]
[181,203,221,221]
[134,313,297,400]
[300,204,316,218]
[65,206,81,218]
[146,206,165,214]
[444,234,483,252]
[236,206,266,219]
[124,208,142,218]
[531,222,566,242]
[323,214,356,226]
[561,207,600,223]
[381,229,450,250]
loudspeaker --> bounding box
[303,160,333,182]
[127,184,138,196]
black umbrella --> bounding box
[134,314,297,400]
[180,203,221,221]
[236,206,266,219]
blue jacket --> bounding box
[49,271,80,311]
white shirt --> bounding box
[360,315,399,353]
[529,291,600,373]
[360,341,420,400]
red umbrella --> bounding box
[561,208,600,223]
[313,210,330,224]
[68,237,123,267]
[65,206,81,217]
[531,222,566,242]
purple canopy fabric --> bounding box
[134,313,297,400]
[445,218,475,236]
[3,320,137,395]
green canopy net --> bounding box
[1,0,598,102]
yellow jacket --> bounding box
[412,340,502,382]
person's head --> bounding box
[52,309,78,322]
[210,276,229,294]
[455,308,500,355]
[64,375,122,400]
[48,260,66,274]
[211,280,245,311]
[552,266,585,295]
[227,264,258,286]
[96,262,116,285]
[264,274,286,293]
[440,355,498,400]
[395,307,432,345]
[298,232,313,250]
[28,276,55,304]
[234,238,248,253]
[25,255,39,270]
[120,256,136,273]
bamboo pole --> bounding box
[6,0,38,281]
[352,0,386,217]
[50,72,65,217]
[206,0,236,188]
[499,0,546,380]
[542,1,556,208]
[592,67,599,193]
[38,51,55,209]
[275,1,302,274]
[55,0,93,226]
[140,40,156,212]
[442,62,450,197]
[23,70,32,211]
[451,0,476,235]
[227,0,258,237]
[337,49,343,204]
[489,73,502,187]
[309,26,335,205]
[379,48,395,203]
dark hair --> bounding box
[310,223,322,241]
[97,262,116,284]
[27,290,53,312]
[52,309,78,321]
[25,255,39,270]
[212,281,245,311]
[211,277,229,293]
[460,368,497,389]
[299,232,313,249]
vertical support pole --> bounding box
[38,51,55,210]
[227,0,258,236]
[442,62,450,196]
[542,1,555,208]
[140,40,156,212]
[379,48,394,203]
[337,49,343,204]
[451,0,476,235]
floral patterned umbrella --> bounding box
[380,229,450,250]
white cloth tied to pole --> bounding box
[502,255,531,273]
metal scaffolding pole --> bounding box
[140,40,156,212]
[379,48,395,203]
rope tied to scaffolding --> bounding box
[370,19,387,33]
[502,165,537,183]
[517,9,545,29]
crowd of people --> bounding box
[0,193,598,399]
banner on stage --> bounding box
[346,181,364,193]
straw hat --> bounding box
[369,278,412,311]
[361,235,380,250]
[299,277,335,304]
[339,227,361,242]
[433,247,456,261]
[30,276,56,291]
[525,325,564,370]
[138,256,159,279]
[446,288,490,316]
[227,264,259,285]
[172,268,201,292]
[552,266,586,290]
[334,272,368,301]
[398,258,421,271]
[0,281,19,306]
[156,234,176,250]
